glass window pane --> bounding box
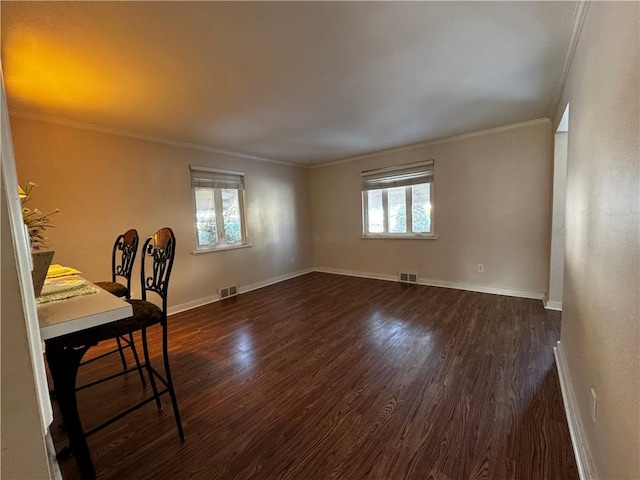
[221,189,242,243]
[194,187,217,246]
[388,186,407,233]
[412,183,431,233]
[367,190,384,233]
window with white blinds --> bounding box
[190,166,248,251]
[361,160,435,238]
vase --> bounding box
[31,250,55,297]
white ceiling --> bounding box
[1,1,578,166]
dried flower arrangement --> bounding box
[19,182,60,251]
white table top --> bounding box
[37,277,133,341]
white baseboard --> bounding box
[45,430,63,480]
[313,267,545,300]
[170,266,546,314]
[168,294,219,316]
[168,268,314,315]
[314,267,398,283]
[554,341,595,480]
[544,297,563,311]
[239,268,314,295]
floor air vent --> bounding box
[219,284,239,299]
[399,272,418,284]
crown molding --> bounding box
[311,117,551,169]
[8,110,307,169]
[548,0,590,118]
[10,110,552,171]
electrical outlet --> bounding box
[590,388,598,423]
[477,264,484,273]
[290,256,295,264]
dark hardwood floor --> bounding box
[51,272,578,479]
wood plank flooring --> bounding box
[51,272,578,479]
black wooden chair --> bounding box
[50,227,184,445]
[85,229,146,389]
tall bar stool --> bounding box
[86,229,146,388]
[48,228,184,448]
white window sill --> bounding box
[192,243,253,255]
[361,235,438,240]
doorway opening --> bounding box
[546,104,569,310]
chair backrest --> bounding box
[140,227,176,315]
[112,229,139,297]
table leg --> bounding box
[45,342,95,480]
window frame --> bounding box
[361,161,436,239]
[190,166,250,253]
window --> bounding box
[190,166,248,251]
[361,160,434,238]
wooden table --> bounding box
[38,278,133,480]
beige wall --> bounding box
[9,116,313,311]
[554,2,639,479]
[310,120,552,296]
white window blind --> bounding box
[361,160,434,191]
[190,166,245,190]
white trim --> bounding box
[8,110,304,169]
[554,341,596,480]
[192,243,253,255]
[543,296,563,311]
[190,165,245,177]
[557,104,570,133]
[421,278,543,300]
[313,267,544,300]
[312,118,551,169]
[361,159,434,177]
[167,268,313,316]
[168,294,220,316]
[314,267,396,283]
[1,74,54,433]
[360,235,438,240]
[10,112,551,171]
[238,268,314,295]
[548,1,590,118]
[45,431,63,480]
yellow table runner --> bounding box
[47,264,82,278]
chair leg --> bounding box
[162,324,184,441]
[128,332,147,388]
[115,336,128,370]
[141,327,162,410]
